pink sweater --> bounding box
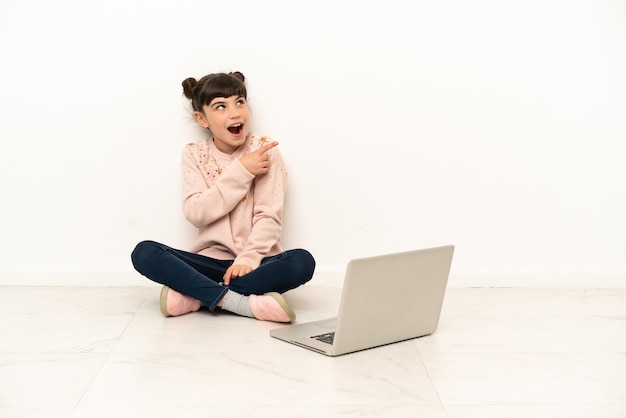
[181,133,287,269]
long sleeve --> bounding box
[181,142,255,228]
[233,146,287,268]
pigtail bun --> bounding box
[182,77,198,99]
[229,71,245,83]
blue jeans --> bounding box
[131,240,315,311]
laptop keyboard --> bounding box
[311,332,335,345]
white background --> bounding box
[1,0,624,286]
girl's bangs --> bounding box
[201,75,247,107]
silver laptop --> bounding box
[270,245,454,356]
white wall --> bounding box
[1,0,624,287]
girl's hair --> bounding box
[182,71,247,113]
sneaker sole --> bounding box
[159,286,171,317]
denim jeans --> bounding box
[131,240,315,311]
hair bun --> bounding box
[182,77,199,99]
[229,71,245,82]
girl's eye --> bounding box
[237,99,246,105]
[215,104,225,110]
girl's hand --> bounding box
[239,141,278,175]
[223,264,253,285]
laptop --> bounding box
[270,245,454,356]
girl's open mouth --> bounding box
[228,124,243,135]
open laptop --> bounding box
[270,245,454,356]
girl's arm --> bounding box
[233,146,287,269]
[181,144,254,228]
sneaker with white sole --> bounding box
[160,286,201,317]
[249,292,296,323]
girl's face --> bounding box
[194,95,250,154]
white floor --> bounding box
[0,283,624,418]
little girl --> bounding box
[131,71,315,323]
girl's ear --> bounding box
[194,111,210,129]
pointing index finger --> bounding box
[259,141,279,154]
